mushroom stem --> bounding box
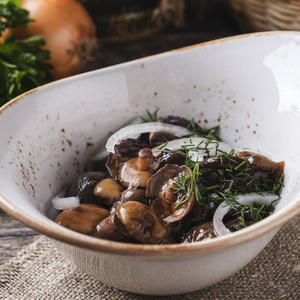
[138,148,153,171]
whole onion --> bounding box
[15,0,96,79]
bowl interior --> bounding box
[0,32,300,248]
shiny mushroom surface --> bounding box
[115,201,172,244]
[66,172,107,205]
[146,164,195,223]
[94,178,124,206]
[92,212,128,241]
[55,204,109,235]
[181,222,217,244]
[118,148,154,188]
[118,157,151,188]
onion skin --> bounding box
[15,0,96,79]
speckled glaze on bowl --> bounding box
[0,32,300,296]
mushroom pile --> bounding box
[53,115,285,244]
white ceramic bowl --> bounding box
[1,31,300,296]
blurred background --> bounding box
[2,0,300,104]
[80,0,300,71]
[81,0,240,71]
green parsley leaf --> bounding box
[0,36,53,105]
[0,0,32,36]
[0,0,53,105]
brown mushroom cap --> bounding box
[115,201,172,244]
[237,151,285,179]
[94,178,124,206]
[92,212,128,241]
[66,172,106,205]
[181,222,217,244]
[121,188,148,205]
[149,131,178,148]
[156,151,186,167]
[106,138,150,178]
[118,157,151,188]
[186,201,208,223]
[55,204,109,235]
[146,164,195,223]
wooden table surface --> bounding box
[0,1,243,265]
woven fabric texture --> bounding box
[0,215,299,300]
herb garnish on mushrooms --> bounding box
[53,113,284,244]
[154,134,284,232]
[171,171,193,209]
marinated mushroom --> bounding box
[137,148,153,171]
[186,201,208,223]
[149,131,178,148]
[146,164,195,223]
[51,114,284,245]
[237,151,285,179]
[66,172,106,205]
[224,218,255,232]
[94,178,124,206]
[118,148,153,188]
[181,222,217,244]
[115,201,172,244]
[121,188,148,205]
[92,212,128,241]
[156,151,186,167]
[55,204,109,235]
[106,138,150,178]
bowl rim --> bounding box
[1,31,300,257]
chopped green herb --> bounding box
[0,0,53,105]
[233,213,247,230]
[171,171,190,194]
[171,171,193,209]
[140,109,159,122]
[0,0,31,35]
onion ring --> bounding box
[52,191,80,210]
[106,122,191,154]
[213,193,280,237]
[152,137,233,160]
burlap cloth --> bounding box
[0,215,299,300]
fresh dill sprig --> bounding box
[171,171,190,194]
[140,109,159,122]
[231,199,279,227]
[152,141,172,154]
[171,171,193,209]
[211,188,279,228]
[185,117,220,139]
[233,213,247,230]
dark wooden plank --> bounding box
[0,209,40,265]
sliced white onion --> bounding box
[89,116,142,162]
[213,192,280,237]
[106,122,191,154]
[188,150,205,162]
[52,191,80,210]
[152,137,234,160]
